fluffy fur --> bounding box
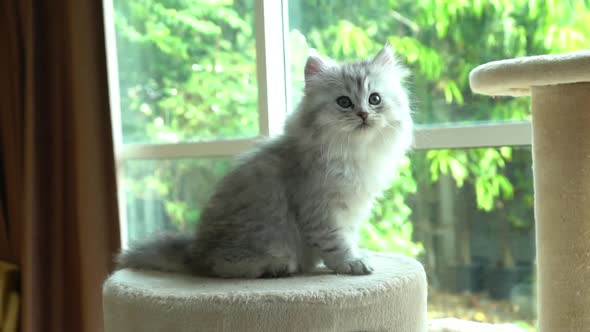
[116,45,414,278]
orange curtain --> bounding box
[0,0,121,331]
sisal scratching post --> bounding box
[102,252,427,332]
[470,51,590,331]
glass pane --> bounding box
[287,0,590,125]
[113,0,258,144]
[362,147,535,330]
[123,157,232,243]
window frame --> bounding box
[102,0,532,246]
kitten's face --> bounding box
[295,46,411,142]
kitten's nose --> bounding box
[357,111,369,121]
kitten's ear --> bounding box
[304,49,331,80]
[372,44,396,66]
[372,44,410,78]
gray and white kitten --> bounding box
[116,45,413,278]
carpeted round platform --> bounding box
[469,50,590,96]
[103,252,427,332]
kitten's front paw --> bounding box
[332,258,373,275]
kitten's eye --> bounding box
[336,96,353,108]
[369,93,381,105]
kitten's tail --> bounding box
[115,233,197,273]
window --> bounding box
[103,0,288,245]
[103,1,590,330]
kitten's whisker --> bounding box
[378,128,387,147]
[345,133,352,160]
[384,123,399,131]
[322,136,337,185]
[320,118,361,130]
[339,133,347,161]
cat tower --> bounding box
[470,51,590,331]
[102,253,427,331]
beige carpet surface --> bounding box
[103,252,427,332]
